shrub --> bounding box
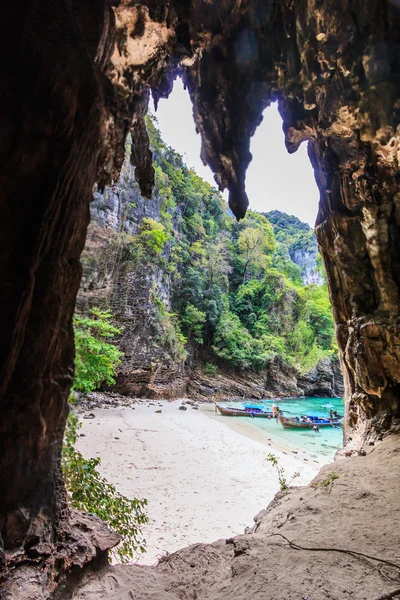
[203,362,217,376]
[139,217,169,255]
[73,308,123,393]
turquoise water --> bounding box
[232,397,344,461]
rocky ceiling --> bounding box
[1,0,400,597]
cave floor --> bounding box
[64,435,400,600]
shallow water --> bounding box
[223,397,344,461]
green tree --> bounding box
[73,308,123,393]
[182,303,207,344]
[238,227,267,282]
[201,233,232,288]
[63,307,148,563]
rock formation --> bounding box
[265,210,324,286]
[78,146,188,399]
[290,245,323,286]
[1,0,400,597]
[298,357,345,398]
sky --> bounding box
[151,79,319,227]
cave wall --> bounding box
[1,0,400,594]
[0,0,112,556]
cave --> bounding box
[1,1,400,598]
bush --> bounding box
[203,362,217,376]
[139,217,169,255]
[73,308,123,393]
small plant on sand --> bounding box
[62,412,148,562]
[266,453,300,492]
[318,472,339,487]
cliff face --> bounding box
[265,210,324,286]
[298,357,344,398]
[78,148,187,399]
[290,246,323,286]
[78,142,343,401]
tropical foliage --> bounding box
[62,308,148,563]
[141,115,336,373]
[73,308,123,393]
[93,116,335,374]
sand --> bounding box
[76,400,320,565]
[73,434,400,600]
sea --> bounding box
[221,397,344,462]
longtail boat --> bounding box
[278,415,343,429]
[215,403,276,418]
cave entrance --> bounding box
[74,81,343,564]
[1,1,399,596]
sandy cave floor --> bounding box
[76,400,320,564]
[69,428,400,600]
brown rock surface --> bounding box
[1,510,120,600]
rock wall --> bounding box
[189,356,343,402]
[0,0,120,592]
[290,245,323,286]
[78,148,187,399]
[298,357,345,398]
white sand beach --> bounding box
[76,400,321,565]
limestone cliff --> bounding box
[290,245,323,286]
[265,210,324,286]
[78,139,343,401]
[78,145,187,399]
